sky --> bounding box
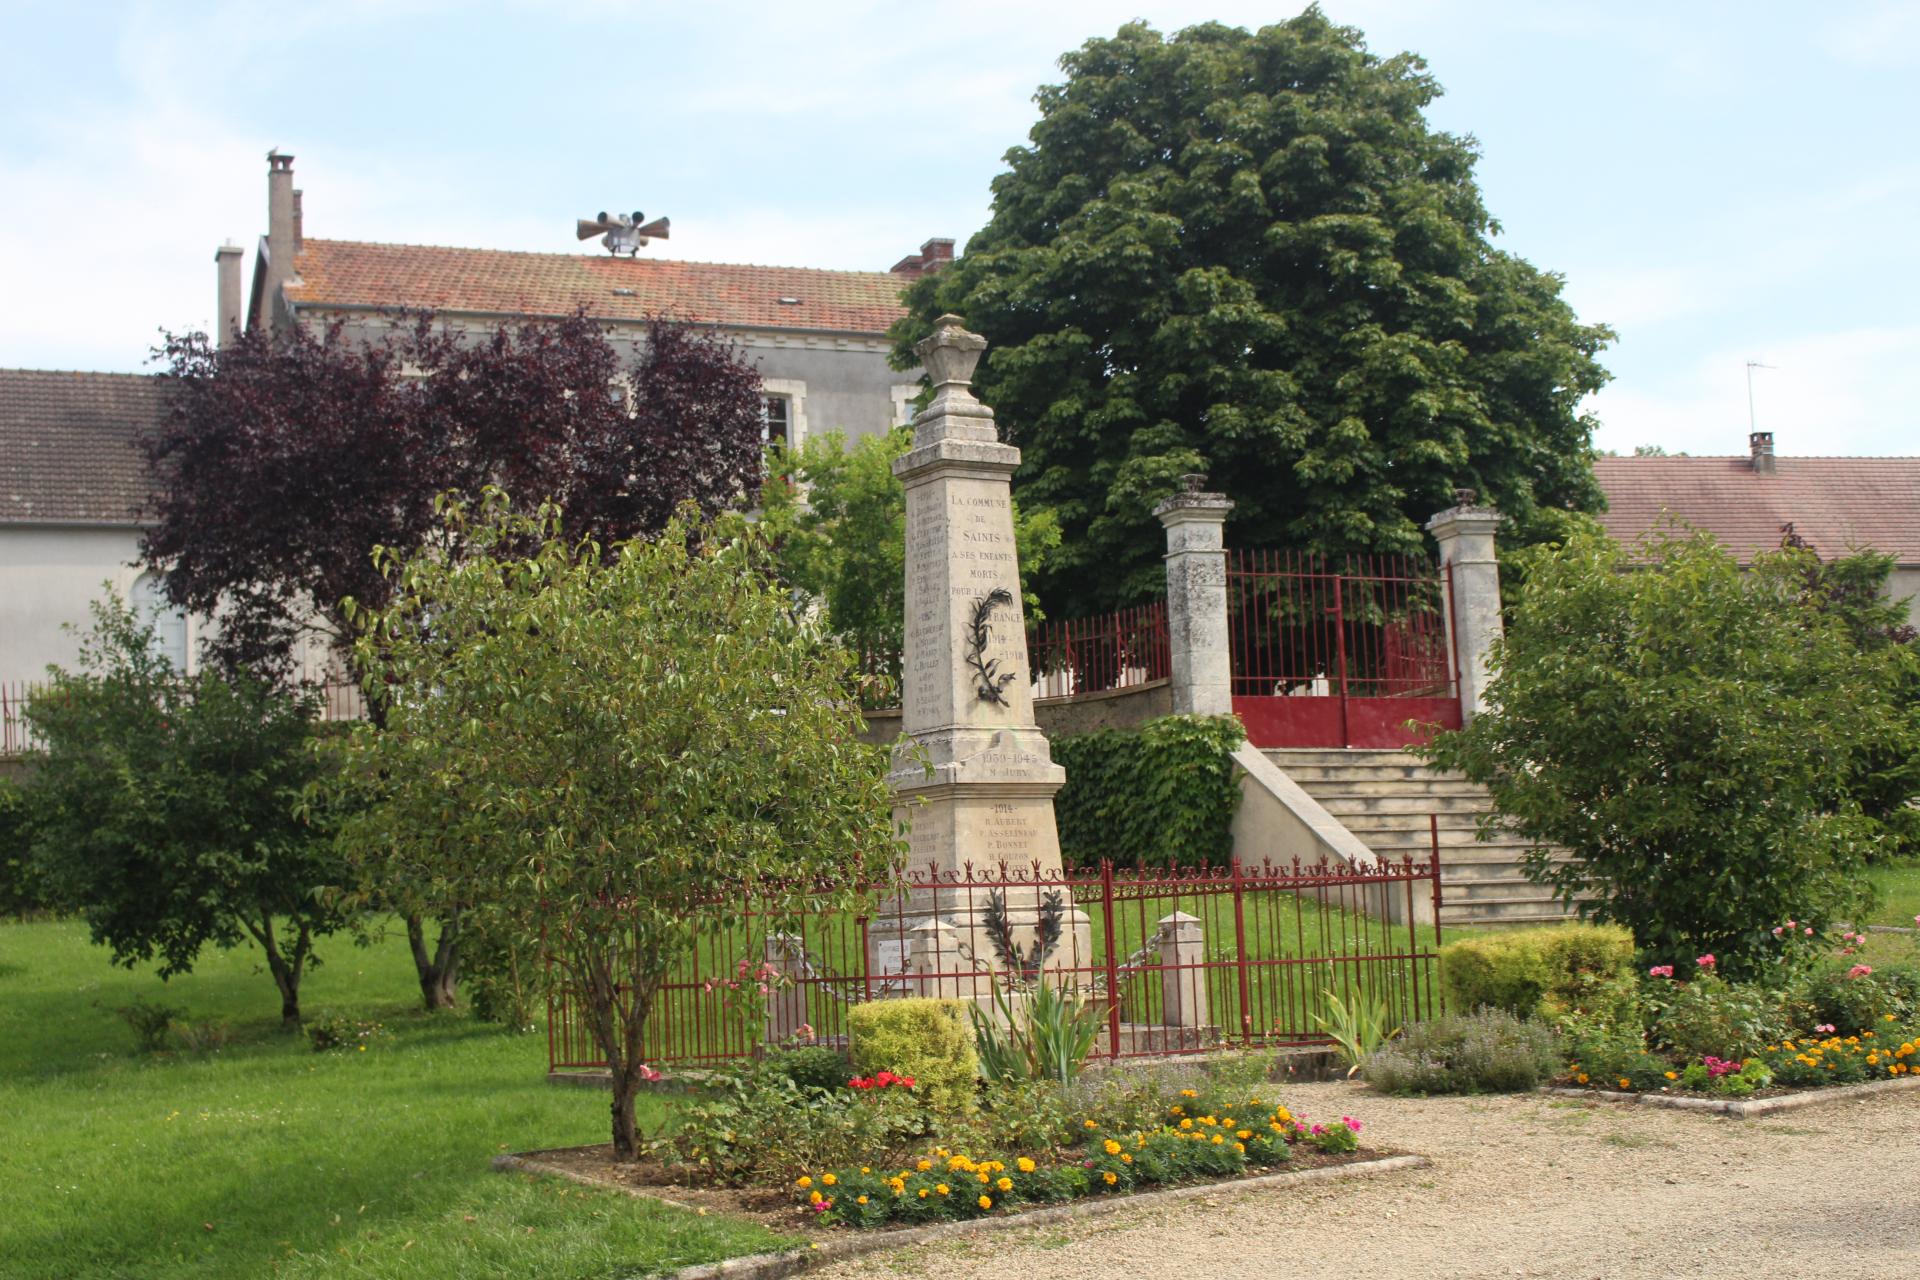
[1,0,1915,458]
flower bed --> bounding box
[791,1094,1362,1229]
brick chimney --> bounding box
[292,188,303,252]
[258,150,296,334]
[890,237,956,279]
[1750,430,1775,474]
[214,241,244,346]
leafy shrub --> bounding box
[1791,965,1920,1036]
[1052,715,1244,869]
[1440,924,1635,1020]
[1558,1018,1672,1092]
[1647,973,1792,1059]
[659,1061,932,1185]
[305,1013,385,1052]
[771,1046,854,1092]
[174,1018,235,1052]
[1361,1009,1561,1094]
[0,777,50,919]
[848,997,977,1112]
[115,998,183,1053]
[461,920,539,1031]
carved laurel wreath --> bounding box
[982,888,1066,985]
[966,588,1018,706]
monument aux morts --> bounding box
[880,316,1092,993]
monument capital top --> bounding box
[915,314,988,391]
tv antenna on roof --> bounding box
[577,210,670,257]
[1745,359,1777,434]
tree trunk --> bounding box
[253,915,305,1026]
[610,1077,640,1161]
[406,911,461,1010]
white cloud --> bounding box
[1590,325,1920,458]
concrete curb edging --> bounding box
[1542,1074,1920,1118]
[494,1152,1430,1280]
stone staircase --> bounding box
[1262,748,1577,929]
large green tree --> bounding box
[894,12,1611,614]
[329,494,899,1157]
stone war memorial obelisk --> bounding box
[883,315,1090,996]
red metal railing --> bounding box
[1227,550,1460,749]
[859,600,1171,710]
[0,678,367,755]
[547,847,1442,1073]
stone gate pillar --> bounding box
[1154,476,1235,717]
[1426,491,1504,722]
[885,315,1089,984]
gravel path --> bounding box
[811,1082,1920,1279]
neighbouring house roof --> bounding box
[0,369,162,526]
[284,239,912,336]
[1593,455,1920,566]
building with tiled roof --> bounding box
[1593,432,1920,627]
[237,151,939,452]
[0,370,206,689]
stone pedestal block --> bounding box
[1155,911,1210,1028]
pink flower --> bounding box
[1341,1116,1363,1132]
[1786,919,1796,928]
[1648,965,1674,979]
[1816,1024,1836,1034]
[795,1023,815,1041]
[1848,964,1873,979]
[1695,954,1716,970]
[1771,927,1783,937]
[1804,928,1813,937]
[638,1063,662,1082]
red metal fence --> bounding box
[861,600,1171,710]
[547,851,1442,1074]
[1228,550,1460,749]
[0,678,367,755]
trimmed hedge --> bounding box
[1052,714,1245,869]
[847,997,977,1112]
[1440,923,1635,1020]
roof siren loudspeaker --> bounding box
[575,209,672,257]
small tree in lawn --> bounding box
[143,311,766,1009]
[21,596,346,1023]
[1422,528,1905,978]
[331,493,899,1157]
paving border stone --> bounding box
[492,1151,1430,1280]
[1541,1073,1920,1118]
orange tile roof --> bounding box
[1594,455,1920,565]
[284,239,910,336]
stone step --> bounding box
[1261,749,1430,769]
[1437,860,1562,884]
[1267,763,1474,785]
[1438,895,1576,924]
[1312,793,1489,817]
[1285,778,1487,799]
[1439,877,1570,903]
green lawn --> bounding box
[0,918,796,1280]
[1867,858,1920,929]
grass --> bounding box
[0,918,797,1280]
[1866,858,1920,929]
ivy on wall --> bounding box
[1052,715,1246,870]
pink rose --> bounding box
[1648,965,1674,979]
[1771,927,1783,937]
[1848,964,1873,979]
[1816,1024,1836,1034]
[1695,954,1716,969]
[1804,928,1813,936]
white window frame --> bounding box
[759,378,809,454]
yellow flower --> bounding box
[1236,1130,1252,1140]
[1180,1088,1198,1098]
[977,1172,989,1184]
[1169,1105,1184,1116]
[1211,1134,1225,1145]
[1016,1157,1035,1173]
[1664,1072,1678,1081]
[935,1184,949,1196]
[1617,1078,1631,1090]
[978,1195,992,1210]
[1273,1108,1292,1123]
[1120,1153,1132,1164]
[997,1177,1012,1191]
[1575,1073,1590,1084]
[1235,1142,1245,1153]
[1179,1118,1193,1130]
[1102,1171,1118,1185]
[809,1191,823,1205]
[1221,1117,1234,1127]
[916,1159,932,1172]
[918,1189,930,1199]
[1084,1120,1098,1129]
[860,1166,870,1174]
[795,1176,812,1189]
[821,1173,837,1186]
[1103,1139,1122,1155]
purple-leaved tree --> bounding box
[141,310,767,1008]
